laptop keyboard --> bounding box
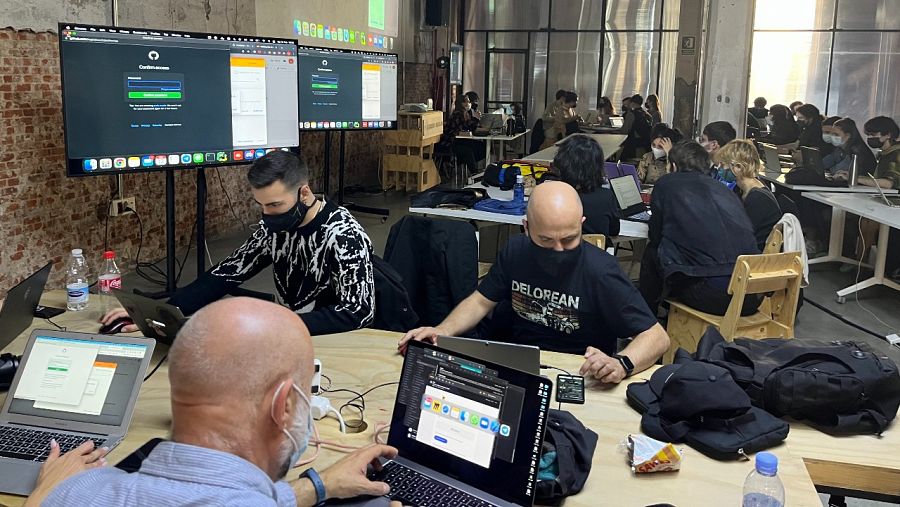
[0,426,106,462]
[371,461,498,507]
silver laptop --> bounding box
[609,116,624,128]
[583,109,600,125]
[760,143,793,174]
[346,340,552,506]
[478,113,505,132]
[869,172,900,208]
[0,329,156,495]
[438,336,541,375]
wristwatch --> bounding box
[300,468,327,506]
[612,354,634,377]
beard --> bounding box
[275,438,294,479]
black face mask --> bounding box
[867,136,884,149]
[527,236,582,275]
[262,196,311,233]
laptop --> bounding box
[112,289,187,346]
[609,116,624,129]
[0,329,155,495]
[475,113,505,136]
[610,175,651,222]
[760,143,793,174]
[0,262,52,352]
[347,340,552,506]
[869,173,900,208]
[438,336,541,375]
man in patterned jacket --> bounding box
[101,151,375,335]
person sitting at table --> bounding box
[399,181,670,384]
[714,139,783,250]
[749,97,768,121]
[789,101,804,118]
[637,123,684,184]
[464,90,482,117]
[699,120,736,159]
[616,95,653,160]
[639,141,761,318]
[860,116,900,190]
[553,134,620,237]
[758,104,800,146]
[437,93,486,172]
[795,103,833,157]
[100,151,375,336]
[645,94,663,126]
[823,118,877,179]
[541,91,580,149]
[29,298,400,506]
[596,96,616,126]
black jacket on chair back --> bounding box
[649,171,760,279]
[384,216,478,327]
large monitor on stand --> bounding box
[59,23,299,176]
[59,23,300,297]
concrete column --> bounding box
[672,0,706,138]
[699,0,755,139]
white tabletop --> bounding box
[456,129,530,142]
[523,134,627,163]
[760,172,899,194]
[802,192,900,229]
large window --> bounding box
[749,0,900,125]
[462,0,679,127]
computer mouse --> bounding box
[99,316,135,335]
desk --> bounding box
[760,172,899,194]
[802,192,900,300]
[523,134,627,164]
[0,291,832,506]
[456,130,530,164]
[409,182,649,241]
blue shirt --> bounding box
[44,441,297,506]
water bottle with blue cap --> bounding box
[742,452,784,507]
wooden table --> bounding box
[4,291,899,505]
[456,129,530,165]
[523,134,627,164]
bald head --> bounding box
[525,181,584,251]
[169,297,314,404]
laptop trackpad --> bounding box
[326,496,390,506]
[0,459,41,496]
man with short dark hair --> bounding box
[101,151,375,335]
[700,121,737,157]
[616,94,653,159]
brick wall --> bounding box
[399,62,435,105]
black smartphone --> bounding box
[34,305,65,319]
[115,438,165,473]
[555,374,585,404]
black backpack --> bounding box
[688,328,900,434]
[371,256,419,331]
[409,186,489,209]
[535,410,597,504]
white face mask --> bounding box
[272,381,312,475]
[463,103,472,111]
[830,135,845,147]
[651,147,666,160]
[766,116,774,126]
[822,133,833,144]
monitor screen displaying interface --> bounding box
[297,45,397,131]
[59,23,299,176]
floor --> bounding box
[123,190,900,507]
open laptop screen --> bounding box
[389,341,552,505]
[610,175,643,210]
[7,335,150,427]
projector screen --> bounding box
[257,0,399,52]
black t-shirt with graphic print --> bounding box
[477,235,658,355]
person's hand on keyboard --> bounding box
[318,444,399,501]
[25,439,109,506]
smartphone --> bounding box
[555,374,585,404]
[114,438,165,473]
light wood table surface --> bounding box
[3,291,896,505]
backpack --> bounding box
[409,186,489,209]
[535,410,598,504]
[688,328,900,434]
[483,160,550,190]
[371,256,419,331]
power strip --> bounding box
[887,333,900,348]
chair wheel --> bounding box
[836,295,846,304]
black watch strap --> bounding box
[613,354,635,377]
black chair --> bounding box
[530,119,545,155]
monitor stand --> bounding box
[324,131,389,223]
[134,169,179,299]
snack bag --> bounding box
[627,434,683,474]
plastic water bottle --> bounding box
[98,251,122,296]
[66,249,91,311]
[742,452,785,507]
[513,174,525,204]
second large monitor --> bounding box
[297,45,397,131]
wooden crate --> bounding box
[383,158,439,193]
[396,111,444,140]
